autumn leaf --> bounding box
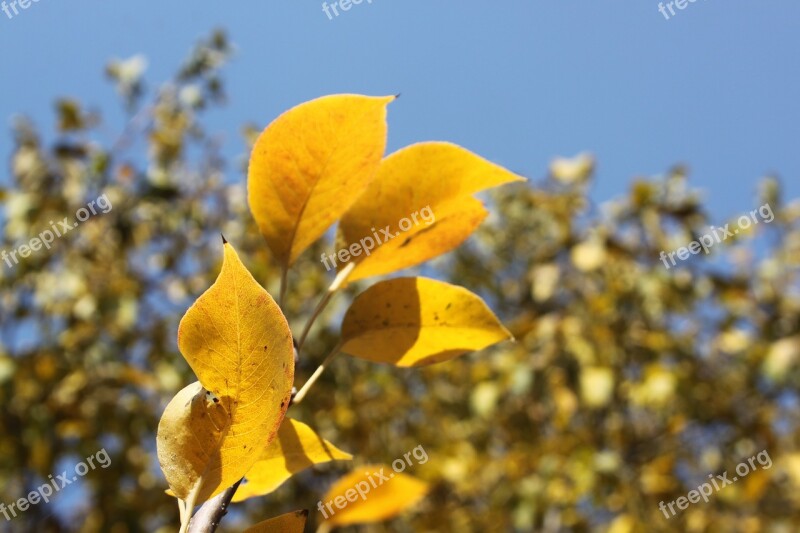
[233,418,353,502]
[340,277,512,367]
[248,94,394,267]
[244,510,308,533]
[336,142,524,283]
[157,382,230,501]
[156,242,294,505]
[321,465,428,528]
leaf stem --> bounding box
[279,266,288,308]
[179,481,204,533]
[296,262,355,352]
[178,499,187,526]
[292,343,342,405]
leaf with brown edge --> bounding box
[157,242,294,505]
[340,277,513,367]
[336,141,524,283]
[233,418,353,502]
[321,465,428,527]
[247,94,394,267]
[244,510,308,533]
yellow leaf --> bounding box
[157,242,294,504]
[247,94,394,267]
[244,510,308,533]
[337,142,524,283]
[321,465,428,527]
[340,277,512,367]
[233,418,353,502]
[157,382,229,500]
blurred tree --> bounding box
[0,30,798,533]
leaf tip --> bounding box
[221,233,228,244]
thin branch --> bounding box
[296,290,333,351]
[187,478,243,533]
[292,344,341,405]
[296,262,355,352]
[279,266,288,308]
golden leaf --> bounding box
[337,142,524,283]
[340,277,512,367]
[234,418,353,502]
[321,465,428,527]
[157,382,230,500]
[244,510,308,533]
[157,242,294,504]
[248,94,394,267]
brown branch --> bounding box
[187,478,243,533]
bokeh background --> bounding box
[1,2,799,532]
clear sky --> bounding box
[1,1,798,219]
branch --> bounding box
[187,478,243,533]
[296,262,355,352]
[292,344,341,405]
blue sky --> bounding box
[1,1,798,219]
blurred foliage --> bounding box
[1,30,799,533]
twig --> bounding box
[296,262,355,352]
[279,266,288,308]
[187,479,243,533]
[292,344,342,405]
